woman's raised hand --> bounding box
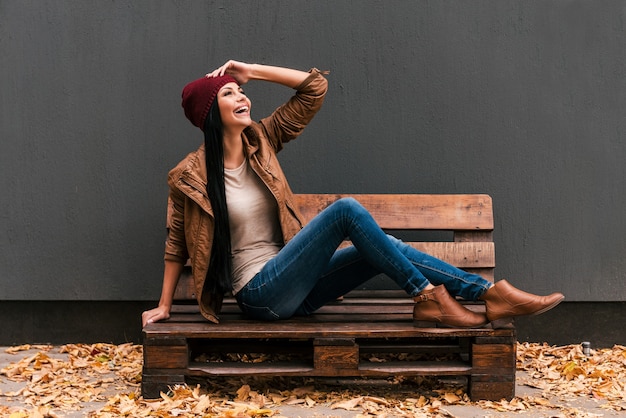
[206,60,253,85]
[207,61,310,90]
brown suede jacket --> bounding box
[164,69,328,323]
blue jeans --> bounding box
[235,197,492,320]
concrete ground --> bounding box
[0,345,622,417]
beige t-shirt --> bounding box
[224,159,283,294]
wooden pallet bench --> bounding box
[142,194,516,401]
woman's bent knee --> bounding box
[333,197,367,216]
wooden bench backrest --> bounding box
[172,194,494,301]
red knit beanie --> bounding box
[181,75,239,130]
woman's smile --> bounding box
[218,82,252,128]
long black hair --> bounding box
[203,99,233,294]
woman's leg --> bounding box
[294,246,382,316]
[295,235,493,315]
[386,235,492,301]
[236,197,432,320]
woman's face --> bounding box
[217,82,252,130]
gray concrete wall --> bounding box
[2,1,625,305]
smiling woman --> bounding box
[141,60,563,329]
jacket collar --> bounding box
[243,126,259,155]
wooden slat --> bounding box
[143,345,188,368]
[295,194,493,230]
[144,321,511,339]
[185,361,473,377]
[359,344,462,354]
[469,378,515,402]
[471,344,516,373]
[337,241,494,268]
[359,361,471,375]
[455,230,493,242]
[188,362,313,375]
[314,342,359,371]
[410,242,494,267]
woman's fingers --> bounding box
[206,60,251,84]
[207,60,234,78]
[141,308,169,327]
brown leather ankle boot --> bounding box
[413,285,487,328]
[480,279,564,322]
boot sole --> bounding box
[490,317,515,329]
[413,319,489,329]
[487,295,565,323]
[528,295,565,316]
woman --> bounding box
[142,60,563,328]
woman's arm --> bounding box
[141,260,184,327]
[207,60,310,89]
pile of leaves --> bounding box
[1,342,625,417]
[510,342,626,413]
[0,343,141,417]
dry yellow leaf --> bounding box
[236,384,251,401]
[191,394,214,413]
[290,385,314,397]
[331,396,363,410]
[441,392,459,404]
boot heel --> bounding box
[413,285,488,328]
[490,317,515,329]
[413,320,437,328]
